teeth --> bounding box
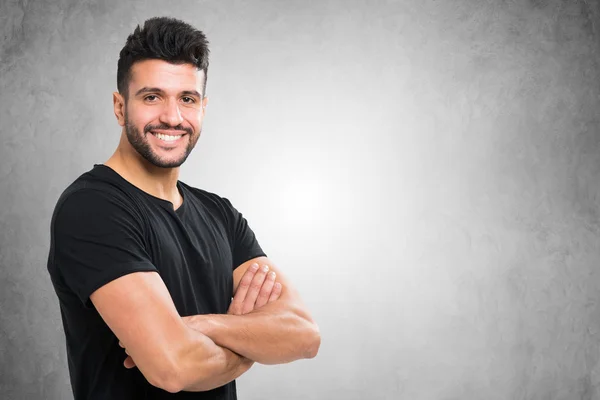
[153,132,182,142]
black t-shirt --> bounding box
[47,164,266,400]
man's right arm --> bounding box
[91,270,250,393]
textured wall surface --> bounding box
[1,0,600,399]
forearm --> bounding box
[186,303,320,365]
[172,328,254,392]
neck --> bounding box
[104,137,183,208]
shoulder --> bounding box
[54,164,153,211]
[52,176,144,234]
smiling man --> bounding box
[46,17,320,400]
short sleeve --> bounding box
[52,189,158,307]
[221,197,267,269]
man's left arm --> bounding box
[186,256,321,365]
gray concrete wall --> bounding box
[1,0,600,399]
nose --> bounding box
[159,99,184,127]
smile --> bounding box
[151,132,185,142]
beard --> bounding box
[124,110,199,169]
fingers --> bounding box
[228,262,282,315]
[124,356,136,369]
[241,264,270,314]
[269,282,282,303]
[118,341,129,354]
[255,271,276,308]
[229,263,259,315]
[119,341,136,368]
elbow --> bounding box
[143,353,185,394]
[148,366,183,394]
[291,307,321,360]
[303,322,321,359]
[156,378,182,395]
[151,347,222,393]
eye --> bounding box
[181,96,196,104]
[144,95,159,102]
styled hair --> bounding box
[117,17,210,98]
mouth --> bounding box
[149,130,187,143]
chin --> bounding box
[147,153,191,169]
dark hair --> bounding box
[117,17,210,98]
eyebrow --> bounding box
[135,87,202,98]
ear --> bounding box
[201,96,209,115]
[113,92,126,127]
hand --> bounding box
[228,262,282,315]
[119,341,136,369]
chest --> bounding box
[140,201,234,315]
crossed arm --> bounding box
[91,256,320,393]
[181,256,320,365]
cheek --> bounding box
[184,110,203,132]
[129,107,161,129]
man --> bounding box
[47,17,320,399]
